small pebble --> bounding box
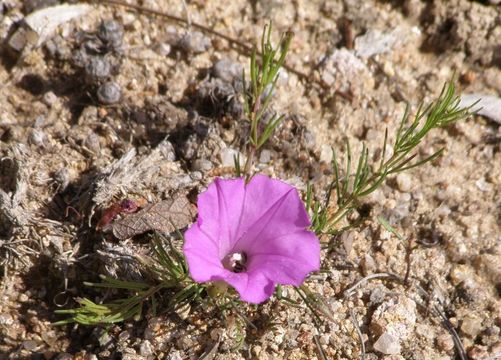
[34,115,45,128]
[54,168,70,191]
[85,56,111,81]
[118,330,130,341]
[461,314,483,337]
[42,91,58,107]
[98,19,124,50]
[396,173,412,192]
[220,147,244,168]
[28,128,45,147]
[361,254,376,275]
[252,345,262,357]
[212,58,242,82]
[84,132,101,153]
[467,345,489,360]
[97,82,122,104]
[192,159,213,172]
[22,340,38,351]
[139,340,153,356]
[259,149,271,164]
[190,171,203,181]
[436,333,454,352]
[373,332,401,355]
[179,31,211,53]
[0,314,14,326]
[155,42,171,56]
[320,144,333,163]
[303,131,316,150]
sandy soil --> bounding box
[0,0,499,359]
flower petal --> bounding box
[248,230,320,285]
[241,174,311,232]
[232,177,312,253]
[197,177,246,257]
[217,270,275,304]
[183,223,224,282]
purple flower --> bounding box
[183,175,320,304]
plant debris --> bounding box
[106,195,196,240]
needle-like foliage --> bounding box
[308,80,476,235]
[54,232,205,325]
[242,23,293,177]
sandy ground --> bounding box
[0,0,500,359]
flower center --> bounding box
[222,251,248,273]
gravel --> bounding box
[0,0,499,359]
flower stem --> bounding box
[243,146,256,181]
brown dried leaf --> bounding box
[110,196,196,240]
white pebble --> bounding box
[396,173,412,192]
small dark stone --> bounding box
[18,74,45,95]
[98,20,124,50]
[85,56,112,82]
[97,82,121,105]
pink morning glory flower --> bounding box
[183,175,320,304]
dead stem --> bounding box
[344,272,468,360]
[349,308,366,360]
[313,334,328,360]
[82,0,337,91]
[343,272,403,298]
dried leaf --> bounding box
[109,196,196,240]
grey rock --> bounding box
[460,94,501,125]
[42,91,58,107]
[190,171,203,181]
[303,131,316,150]
[22,340,38,351]
[97,82,122,104]
[85,56,112,81]
[98,20,124,50]
[28,128,45,147]
[140,340,154,356]
[371,295,417,340]
[355,28,404,59]
[53,168,70,191]
[220,147,244,168]
[259,149,271,164]
[84,132,101,153]
[373,332,401,355]
[156,139,176,162]
[155,42,171,56]
[192,159,213,172]
[212,58,243,82]
[179,31,211,53]
[34,115,45,128]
